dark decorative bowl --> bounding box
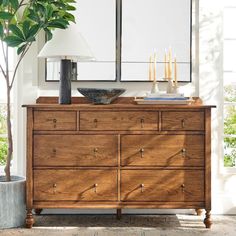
[77,88,126,104]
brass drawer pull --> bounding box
[140,184,145,193]
[140,148,145,158]
[181,119,185,128]
[94,148,98,157]
[182,148,186,157]
[94,183,98,193]
[94,119,98,128]
[53,183,57,194]
[52,148,57,157]
[181,184,185,193]
[140,118,144,128]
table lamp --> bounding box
[38,24,94,104]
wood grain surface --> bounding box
[162,111,205,131]
[34,170,118,201]
[80,111,158,131]
[34,111,77,131]
[34,135,118,167]
[121,170,204,202]
[121,135,204,167]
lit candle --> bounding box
[149,55,153,81]
[174,56,177,86]
[164,50,168,79]
[168,47,172,79]
[154,52,157,82]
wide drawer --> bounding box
[34,111,77,131]
[121,170,204,202]
[162,111,204,131]
[34,170,118,201]
[80,111,158,131]
[34,135,118,167]
[121,135,204,167]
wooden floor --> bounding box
[0,215,236,236]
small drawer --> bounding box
[34,170,118,201]
[80,111,158,131]
[121,170,204,202]
[34,111,77,131]
[162,111,204,131]
[34,135,118,167]
[121,135,204,167]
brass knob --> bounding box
[140,184,144,193]
[53,119,57,123]
[182,148,186,157]
[53,183,57,194]
[94,119,98,128]
[140,118,144,128]
[181,184,185,193]
[181,119,185,128]
[94,148,98,157]
[140,148,145,158]
[94,183,98,193]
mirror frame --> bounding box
[44,0,193,83]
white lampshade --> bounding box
[38,24,94,61]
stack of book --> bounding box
[135,93,193,105]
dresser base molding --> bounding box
[24,97,215,229]
[32,202,205,209]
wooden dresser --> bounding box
[23,97,215,228]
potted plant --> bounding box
[0,0,75,228]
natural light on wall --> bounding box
[224,0,236,167]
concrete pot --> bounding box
[0,176,26,229]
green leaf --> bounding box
[28,24,40,38]
[22,21,30,38]
[0,12,14,20]
[0,23,3,38]
[17,44,27,55]
[44,28,52,41]
[9,24,24,39]
[4,35,24,47]
[9,0,19,11]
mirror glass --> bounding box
[46,0,116,81]
[121,0,192,82]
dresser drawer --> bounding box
[162,111,204,131]
[34,135,118,167]
[34,111,77,131]
[121,135,204,167]
[121,170,204,202]
[34,170,118,201]
[80,111,158,131]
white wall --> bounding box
[14,0,236,214]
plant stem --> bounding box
[4,77,12,182]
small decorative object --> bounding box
[77,88,126,104]
[149,51,159,93]
[164,48,179,94]
[38,25,94,104]
[167,79,174,94]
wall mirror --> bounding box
[121,0,192,82]
[46,0,117,82]
[45,0,192,82]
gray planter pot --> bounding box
[0,176,26,229]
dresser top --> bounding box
[22,97,216,109]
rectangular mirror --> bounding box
[121,0,192,82]
[46,0,116,82]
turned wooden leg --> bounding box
[195,209,203,216]
[204,210,212,229]
[25,209,35,228]
[34,209,43,215]
[117,209,122,220]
